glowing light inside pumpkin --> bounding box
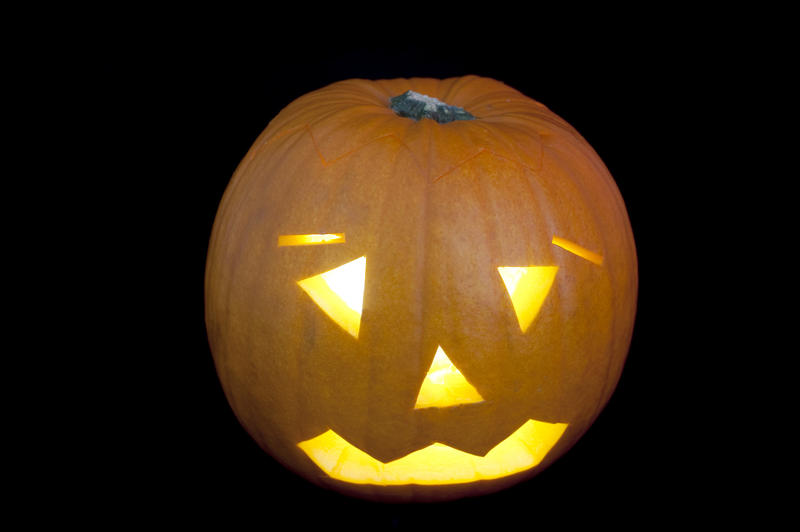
[297,418,568,485]
[278,233,345,246]
[551,235,603,265]
[297,256,366,338]
[497,266,558,332]
[414,346,484,409]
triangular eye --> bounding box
[414,346,484,409]
[297,256,366,338]
[497,266,558,333]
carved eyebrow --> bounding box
[278,233,345,246]
[551,236,603,265]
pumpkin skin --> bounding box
[205,76,637,502]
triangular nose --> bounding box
[414,346,484,409]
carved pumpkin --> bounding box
[205,76,637,502]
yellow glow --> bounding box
[297,419,568,485]
[497,266,558,332]
[278,233,345,246]
[297,256,366,338]
[551,235,603,265]
[414,346,484,409]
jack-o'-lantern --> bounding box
[205,76,637,502]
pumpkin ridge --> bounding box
[314,129,408,167]
[438,75,483,107]
[256,120,543,185]
[540,135,630,425]
[300,121,543,184]
[476,121,545,172]
[431,147,540,183]
[246,124,307,163]
[432,147,487,183]
[266,123,424,175]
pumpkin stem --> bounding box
[389,90,475,124]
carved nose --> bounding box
[413,345,484,409]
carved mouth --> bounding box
[297,419,568,486]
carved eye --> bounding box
[297,256,367,339]
[497,266,558,333]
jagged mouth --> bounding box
[297,418,568,486]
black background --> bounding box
[74,14,758,528]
